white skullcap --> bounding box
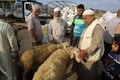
[83,9,95,15]
[54,7,60,12]
[0,8,4,15]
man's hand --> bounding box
[29,29,42,45]
[35,39,42,45]
[50,39,57,44]
[70,47,81,63]
[77,50,87,59]
[13,51,19,62]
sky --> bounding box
[36,0,120,12]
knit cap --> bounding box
[54,7,60,12]
[83,9,95,15]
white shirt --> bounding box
[48,19,68,43]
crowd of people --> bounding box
[0,3,120,80]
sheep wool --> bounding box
[32,46,73,80]
[20,43,64,80]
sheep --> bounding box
[20,43,67,80]
[32,46,73,80]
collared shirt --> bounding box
[26,13,43,43]
[48,19,68,43]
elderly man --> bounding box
[26,5,43,46]
[48,7,68,44]
[0,8,19,80]
[73,9,104,80]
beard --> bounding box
[53,17,61,22]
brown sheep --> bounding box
[32,46,73,80]
[20,43,65,80]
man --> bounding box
[7,14,23,80]
[48,7,68,44]
[103,9,120,60]
[74,9,104,80]
[0,8,19,80]
[7,14,20,48]
[26,5,43,46]
[69,4,86,74]
[70,4,86,47]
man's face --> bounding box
[77,8,84,16]
[111,41,119,52]
[54,11,61,17]
[8,18,16,24]
[82,15,94,25]
[32,9,40,16]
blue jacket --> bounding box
[105,51,120,77]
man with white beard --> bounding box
[48,7,68,44]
